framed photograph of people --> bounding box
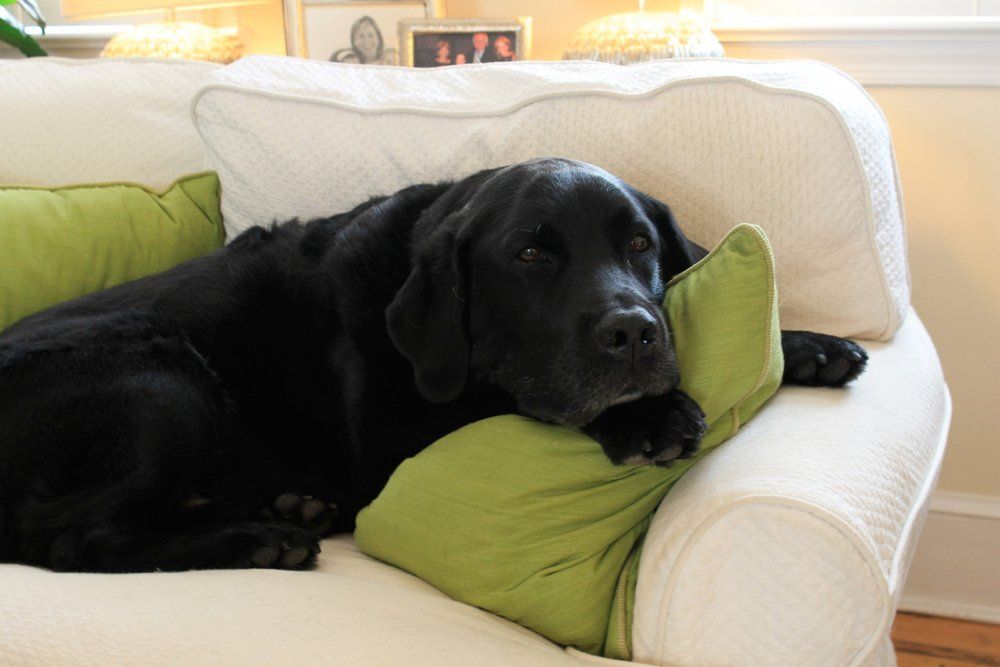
[283,0,445,63]
[398,18,532,67]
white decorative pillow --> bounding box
[192,56,908,341]
[1,57,218,190]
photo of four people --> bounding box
[414,30,518,67]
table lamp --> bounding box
[563,0,723,64]
[61,0,250,62]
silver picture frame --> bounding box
[283,0,446,61]
[398,17,532,67]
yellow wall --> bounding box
[866,87,1000,496]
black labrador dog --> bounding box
[0,158,866,573]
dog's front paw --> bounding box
[781,331,868,387]
[584,390,706,466]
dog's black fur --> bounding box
[0,159,867,572]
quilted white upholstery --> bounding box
[0,311,947,667]
[0,57,218,190]
[632,308,951,666]
[192,56,908,340]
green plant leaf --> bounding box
[16,0,44,30]
[0,9,46,56]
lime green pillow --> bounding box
[0,172,225,331]
[354,223,783,659]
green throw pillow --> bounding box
[0,172,225,332]
[355,223,783,660]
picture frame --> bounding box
[283,0,446,62]
[398,17,533,67]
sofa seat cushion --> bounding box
[0,536,621,666]
[193,56,908,341]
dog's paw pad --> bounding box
[278,545,311,569]
[274,493,303,515]
[243,525,320,570]
[300,499,327,523]
[250,544,282,568]
[271,493,338,535]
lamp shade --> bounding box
[563,11,724,65]
[101,21,240,63]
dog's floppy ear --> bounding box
[386,213,469,404]
[632,188,708,279]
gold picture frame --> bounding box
[283,0,446,61]
[398,17,532,67]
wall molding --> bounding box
[899,489,1000,623]
[0,26,120,59]
[714,17,1000,87]
[6,17,1000,87]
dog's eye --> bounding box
[517,246,543,263]
[630,235,651,252]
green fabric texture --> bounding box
[0,172,225,332]
[354,223,783,659]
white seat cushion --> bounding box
[632,308,951,666]
[0,58,218,190]
[192,56,908,340]
[0,536,622,666]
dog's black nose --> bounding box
[595,307,658,360]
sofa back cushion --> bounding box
[0,57,219,190]
[192,56,908,341]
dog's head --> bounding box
[386,158,704,426]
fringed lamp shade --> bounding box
[62,0,253,63]
[101,21,240,63]
[563,11,723,64]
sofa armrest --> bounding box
[631,308,951,667]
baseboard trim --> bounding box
[898,596,1000,625]
[898,490,1000,624]
[929,489,1000,520]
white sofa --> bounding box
[0,57,951,667]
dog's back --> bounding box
[0,182,454,572]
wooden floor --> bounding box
[893,613,1000,666]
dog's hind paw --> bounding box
[781,331,868,387]
[269,493,339,535]
[238,523,320,570]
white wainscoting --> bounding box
[898,490,1000,623]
